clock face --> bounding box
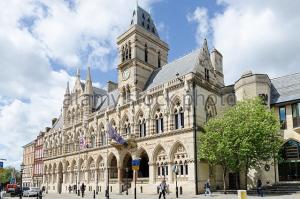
[122,68,130,80]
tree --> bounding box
[199,98,282,192]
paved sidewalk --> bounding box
[6,192,298,199]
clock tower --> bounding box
[117,5,169,103]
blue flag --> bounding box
[107,123,126,145]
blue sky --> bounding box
[52,0,224,88]
[1,0,300,168]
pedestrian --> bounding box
[80,183,86,198]
[257,179,263,197]
[204,179,212,196]
[68,185,72,193]
[158,180,167,199]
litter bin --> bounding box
[237,190,247,199]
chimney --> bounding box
[52,118,57,126]
[107,81,118,92]
[45,127,51,132]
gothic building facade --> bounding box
[40,5,300,195]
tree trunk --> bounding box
[244,162,248,190]
[222,166,227,194]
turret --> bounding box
[83,67,93,118]
[73,68,83,93]
[63,82,70,124]
[84,67,93,95]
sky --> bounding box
[1,0,300,169]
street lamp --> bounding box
[125,167,129,195]
[20,162,25,199]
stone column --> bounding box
[117,167,123,193]
[85,170,89,184]
[149,162,155,184]
[168,163,173,184]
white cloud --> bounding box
[187,7,210,46]
[189,0,300,84]
[0,0,158,168]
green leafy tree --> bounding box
[199,98,282,192]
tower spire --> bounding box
[65,81,70,95]
[84,66,93,95]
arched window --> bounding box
[155,109,164,133]
[99,125,106,146]
[158,51,161,68]
[125,44,128,60]
[122,46,125,62]
[174,102,184,129]
[144,44,148,63]
[128,41,132,59]
[90,135,96,148]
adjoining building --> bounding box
[33,131,45,188]
[22,141,35,187]
[38,5,300,195]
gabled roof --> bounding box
[130,5,159,37]
[271,72,300,104]
[144,49,201,90]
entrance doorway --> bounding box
[139,151,149,178]
[229,173,240,190]
[278,140,300,181]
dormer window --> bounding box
[152,28,155,34]
[142,13,145,19]
[131,20,133,25]
[144,44,148,63]
[147,17,150,23]
[133,10,135,16]
[147,24,150,30]
[205,68,209,81]
[142,21,145,27]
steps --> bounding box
[216,182,300,195]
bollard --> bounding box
[180,186,183,195]
[93,190,95,199]
[237,190,247,199]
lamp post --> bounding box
[125,167,129,195]
[20,162,25,199]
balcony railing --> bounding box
[293,117,300,128]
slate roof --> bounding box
[271,72,300,104]
[52,115,63,130]
[130,5,159,37]
[144,49,201,90]
[96,89,119,111]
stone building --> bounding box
[40,5,300,195]
[33,131,45,188]
[22,141,35,187]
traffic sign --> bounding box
[132,159,140,171]
[0,162,3,169]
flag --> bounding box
[107,123,126,145]
[79,136,86,150]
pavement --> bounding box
[4,192,300,199]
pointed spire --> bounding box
[84,66,93,95]
[73,67,83,93]
[65,81,70,95]
[199,38,210,60]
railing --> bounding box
[293,117,300,128]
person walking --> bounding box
[80,183,86,198]
[204,179,212,196]
[257,179,263,197]
[158,180,167,199]
[68,185,72,193]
